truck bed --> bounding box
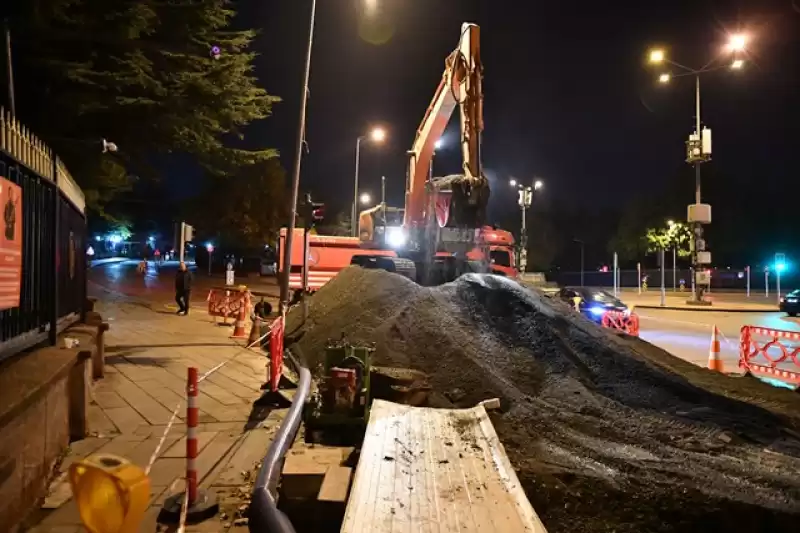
[341,400,547,533]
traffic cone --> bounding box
[707,325,724,372]
[231,304,248,339]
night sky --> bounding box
[226,0,799,265]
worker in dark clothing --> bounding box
[175,261,193,315]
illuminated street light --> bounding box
[509,179,518,187]
[667,219,675,227]
[534,180,544,190]
[649,49,665,63]
[727,33,748,53]
[434,139,443,150]
[353,126,388,235]
[370,127,386,143]
[359,192,372,205]
[731,59,744,70]
[658,73,671,84]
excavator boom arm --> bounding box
[404,23,485,228]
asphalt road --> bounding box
[89,259,279,310]
[637,307,800,371]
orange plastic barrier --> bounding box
[268,313,285,393]
[601,311,640,337]
[206,288,250,319]
[739,326,800,386]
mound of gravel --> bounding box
[287,267,800,532]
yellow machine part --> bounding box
[69,454,150,533]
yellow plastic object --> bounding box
[69,454,150,533]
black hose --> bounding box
[248,346,311,533]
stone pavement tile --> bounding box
[32,499,82,528]
[147,458,186,487]
[61,437,111,470]
[161,431,218,458]
[210,426,280,487]
[126,436,182,471]
[112,374,178,425]
[103,404,150,433]
[93,390,128,409]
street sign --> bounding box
[695,270,711,286]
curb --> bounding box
[634,304,781,313]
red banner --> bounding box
[0,176,22,311]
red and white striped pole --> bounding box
[186,367,199,505]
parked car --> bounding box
[780,289,800,317]
[556,286,629,323]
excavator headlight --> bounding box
[386,227,407,248]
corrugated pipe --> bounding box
[248,347,311,533]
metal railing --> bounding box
[0,108,87,362]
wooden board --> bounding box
[341,400,548,533]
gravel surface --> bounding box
[287,267,800,532]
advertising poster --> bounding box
[0,176,22,310]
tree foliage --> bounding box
[645,221,691,257]
[9,0,279,213]
[190,159,287,250]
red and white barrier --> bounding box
[739,325,800,386]
[601,311,640,337]
[186,367,199,504]
[268,313,286,392]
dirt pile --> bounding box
[287,267,800,532]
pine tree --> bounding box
[9,0,279,210]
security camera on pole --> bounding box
[686,108,713,306]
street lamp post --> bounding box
[352,127,386,236]
[647,32,748,305]
[574,238,585,287]
[279,0,317,313]
[510,178,543,273]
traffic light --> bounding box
[311,203,325,222]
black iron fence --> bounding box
[0,109,86,362]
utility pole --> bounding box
[280,0,317,313]
[381,175,387,243]
[4,20,15,115]
[574,239,585,287]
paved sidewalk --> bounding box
[29,290,285,532]
[619,291,779,312]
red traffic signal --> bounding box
[311,203,325,221]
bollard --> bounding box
[92,322,110,379]
[160,367,218,523]
[187,367,199,503]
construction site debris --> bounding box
[288,267,800,532]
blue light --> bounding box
[589,306,606,317]
[775,262,787,273]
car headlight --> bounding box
[589,306,606,316]
[787,298,798,303]
[386,226,407,248]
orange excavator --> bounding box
[279,22,509,290]
[354,22,491,284]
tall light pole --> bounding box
[573,238,585,287]
[647,32,748,305]
[510,178,543,273]
[352,127,386,236]
[280,0,317,313]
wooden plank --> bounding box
[340,400,548,533]
[318,465,353,503]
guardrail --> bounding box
[739,325,800,386]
